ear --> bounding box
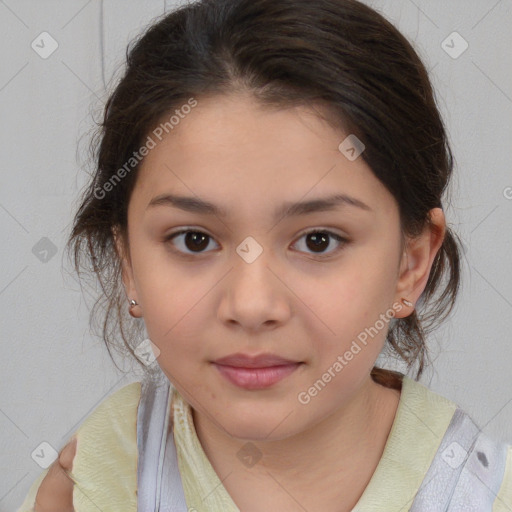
[393,208,446,318]
[112,226,139,310]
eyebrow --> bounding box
[146,192,372,219]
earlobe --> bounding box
[128,299,142,318]
[394,208,446,317]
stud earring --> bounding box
[129,299,139,318]
[401,297,413,308]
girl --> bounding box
[18,0,512,510]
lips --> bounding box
[212,353,302,390]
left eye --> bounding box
[164,229,347,256]
[292,229,348,256]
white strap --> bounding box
[409,407,508,511]
[136,377,188,511]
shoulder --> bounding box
[401,376,512,510]
[396,375,458,442]
[16,381,142,512]
[77,380,142,430]
[71,380,142,510]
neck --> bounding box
[192,376,401,510]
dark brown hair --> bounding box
[67,0,463,388]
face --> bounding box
[117,93,434,441]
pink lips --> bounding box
[212,353,302,390]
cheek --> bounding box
[130,242,187,322]
[143,299,205,361]
[301,254,397,362]
[137,279,219,377]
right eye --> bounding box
[164,229,220,255]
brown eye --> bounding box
[165,230,218,254]
[306,232,330,252]
[292,229,348,256]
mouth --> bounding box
[211,353,303,390]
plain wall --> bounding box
[1,0,511,509]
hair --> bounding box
[67,0,463,389]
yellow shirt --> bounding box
[17,375,512,511]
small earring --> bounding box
[401,297,413,308]
[129,299,139,318]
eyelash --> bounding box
[163,228,349,259]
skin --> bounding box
[36,92,445,511]
[34,437,76,512]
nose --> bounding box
[217,248,292,333]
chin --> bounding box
[212,408,301,442]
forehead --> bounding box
[132,93,397,220]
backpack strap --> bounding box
[137,377,188,511]
[409,407,509,511]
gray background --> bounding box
[1,0,511,509]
